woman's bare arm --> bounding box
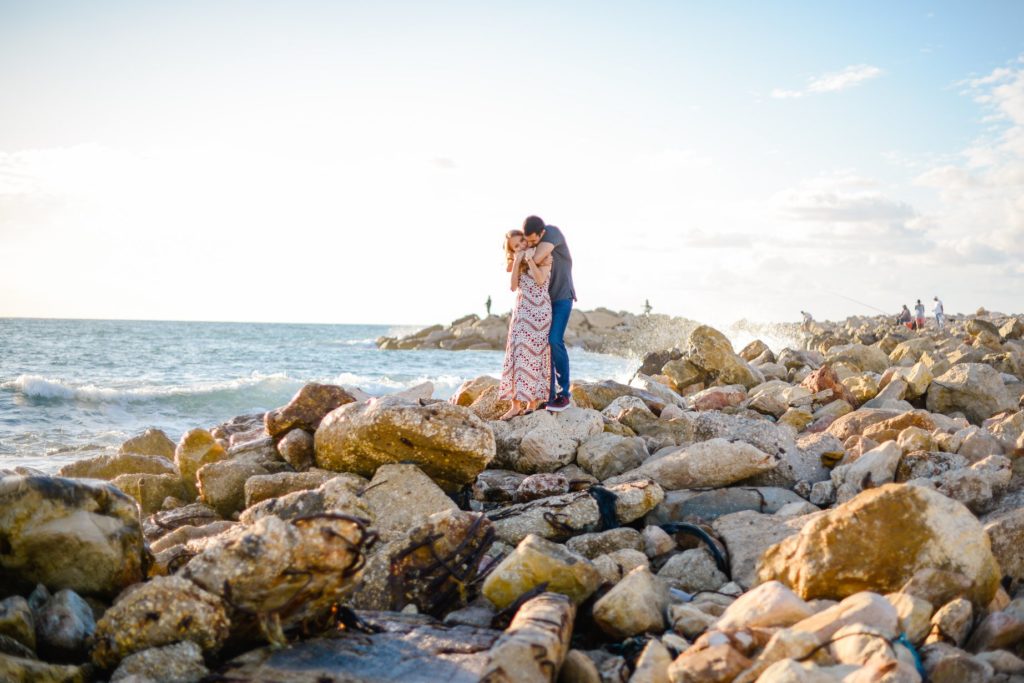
[510,253,524,291]
[525,253,549,286]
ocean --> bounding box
[0,318,637,473]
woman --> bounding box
[498,229,552,420]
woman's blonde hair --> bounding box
[504,230,527,273]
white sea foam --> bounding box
[330,371,474,399]
[1,372,300,403]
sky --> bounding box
[1,1,1023,328]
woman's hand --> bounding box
[524,248,536,260]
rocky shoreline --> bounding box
[3,309,1024,682]
[376,308,731,358]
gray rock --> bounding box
[645,486,807,524]
[576,433,649,481]
[657,548,728,593]
[711,510,805,588]
[110,641,209,683]
[275,428,315,471]
[0,596,35,652]
[565,528,645,559]
[927,363,1016,425]
[605,438,778,490]
[34,589,95,662]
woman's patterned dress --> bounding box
[499,270,552,402]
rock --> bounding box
[922,642,994,683]
[566,528,645,559]
[925,597,973,646]
[687,326,764,389]
[691,385,748,411]
[197,456,282,518]
[514,472,570,502]
[238,474,370,525]
[826,409,903,441]
[984,508,1024,589]
[630,638,673,683]
[111,472,188,515]
[473,469,527,503]
[957,426,1004,461]
[450,375,500,407]
[92,575,230,669]
[825,344,890,374]
[667,643,752,683]
[142,502,221,543]
[0,654,86,682]
[0,475,147,598]
[264,382,356,437]
[646,487,808,525]
[800,364,857,406]
[0,597,34,652]
[644,526,676,558]
[571,380,671,414]
[658,549,728,593]
[757,484,1002,609]
[174,429,228,498]
[861,411,938,443]
[885,592,933,645]
[120,429,176,458]
[899,568,974,607]
[712,511,805,589]
[486,479,664,546]
[467,385,513,421]
[975,649,1024,674]
[34,589,95,662]
[593,566,669,638]
[481,534,602,609]
[243,470,335,508]
[593,549,650,584]
[482,593,575,683]
[732,629,823,683]
[715,581,815,630]
[965,611,1024,653]
[927,363,1016,425]
[275,428,315,470]
[928,454,1011,512]
[361,464,456,543]
[831,441,902,503]
[314,396,495,491]
[891,362,934,399]
[577,433,649,481]
[668,603,718,639]
[517,426,581,473]
[110,641,209,683]
[662,358,704,391]
[791,591,899,642]
[182,514,371,645]
[605,439,778,490]
[57,452,177,481]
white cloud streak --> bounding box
[772,64,883,99]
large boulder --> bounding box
[265,382,357,437]
[825,344,890,374]
[926,363,1016,425]
[57,452,177,480]
[119,429,176,458]
[0,475,148,598]
[605,438,778,490]
[314,397,495,491]
[757,484,1002,609]
[686,326,763,389]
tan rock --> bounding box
[120,428,176,458]
[716,581,815,631]
[361,464,457,543]
[275,428,315,470]
[481,534,602,609]
[58,452,177,481]
[757,484,1001,609]
[593,549,650,584]
[265,382,356,436]
[605,438,778,490]
[687,326,763,389]
[885,592,933,645]
[667,643,752,683]
[630,638,673,683]
[593,566,669,638]
[450,375,500,407]
[111,472,188,515]
[926,363,1016,425]
[791,591,899,643]
[925,598,973,646]
[175,428,228,498]
[965,610,1024,653]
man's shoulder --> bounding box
[542,225,565,244]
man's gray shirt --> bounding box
[541,225,576,302]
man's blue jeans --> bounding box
[549,299,573,401]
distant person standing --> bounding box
[933,296,945,331]
[485,295,492,317]
[523,215,576,412]
[644,299,653,315]
[914,299,926,330]
[800,310,814,332]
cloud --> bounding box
[680,229,756,249]
[771,64,883,99]
[774,174,915,223]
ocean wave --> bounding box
[331,372,474,398]
[1,373,302,404]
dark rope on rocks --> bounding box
[587,485,620,530]
[658,523,730,578]
[489,583,550,630]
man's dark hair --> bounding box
[523,215,546,236]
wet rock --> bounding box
[757,484,1001,609]
[111,472,189,515]
[243,470,334,508]
[486,479,664,546]
[314,396,495,491]
[182,514,371,644]
[715,581,814,630]
[514,472,570,502]
[57,452,177,481]
[34,589,95,662]
[593,566,669,638]
[92,575,230,669]
[658,548,728,593]
[0,475,148,598]
[687,325,764,389]
[174,429,228,498]
[120,428,176,458]
[481,534,602,609]
[577,433,649,481]
[473,469,527,503]
[265,382,356,437]
[667,643,752,683]
[275,428,315,471]
[109,640,209,682]
[606,438,778,490]
[927,363,1016,425]
[0,597,35,652]
[566,528,644,559]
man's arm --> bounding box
[532,241,554,262]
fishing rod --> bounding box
[826,291,890,315]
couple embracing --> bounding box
[498,215,576,420]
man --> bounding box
[523,215,576,412]
[485,295,492,317]
[933,296,945,331]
